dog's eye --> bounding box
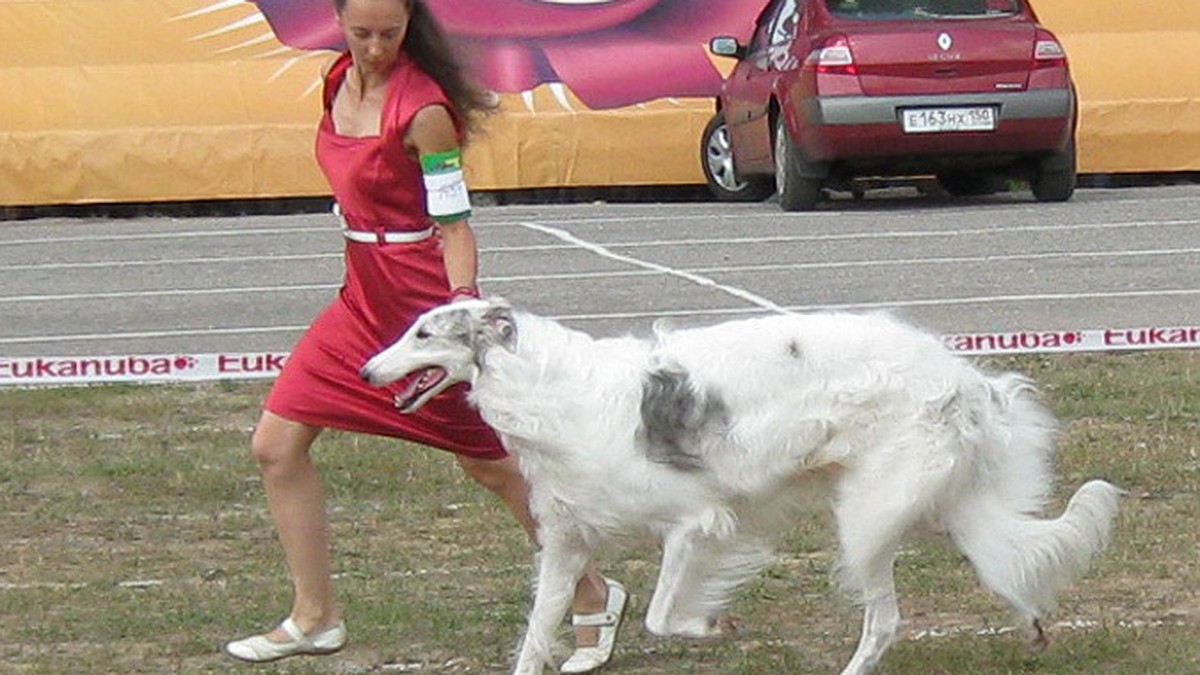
[415,328,431,340]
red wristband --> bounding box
[451,286,480,299]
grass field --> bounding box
[1,351,1197,674]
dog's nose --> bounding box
[359,366,373,382]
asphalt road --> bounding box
[2,184,1198,359]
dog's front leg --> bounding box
[644,520,724,638]
[645,524,697,636]
[646,508,754,639]
[512,534,591,675]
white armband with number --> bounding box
[421,148,472,222]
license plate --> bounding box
[901,106,996,133]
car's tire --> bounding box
[701,112,774,202]
[936,171,999,197]
[773,117,822,211]
[1032,136,1077,202]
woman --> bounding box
[224,1,625,671]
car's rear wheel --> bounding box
[701,112,774,202]
[774,117,822,211]
[1032,136,1077,202]
[936,171,999,197]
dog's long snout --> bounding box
[359,359,389,386]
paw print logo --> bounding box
[174,356,198,370]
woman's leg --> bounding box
[456,454,610,646]
[250,410,340,638]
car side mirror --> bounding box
[709,36,745,59]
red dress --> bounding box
[265,52,506,460]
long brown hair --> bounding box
[334,0,495,134]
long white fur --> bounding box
[361,298,1122,675]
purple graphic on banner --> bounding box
[249,0,764,109]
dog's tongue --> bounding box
[395,367,447,413]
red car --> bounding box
[702,0,1077,210]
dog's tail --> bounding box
[947,479,1121,620]
[943,373,1122,622]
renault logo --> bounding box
[937,33,953,51]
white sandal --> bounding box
[224,617,347,663]
[560,578,628,673]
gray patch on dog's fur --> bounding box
[787,339,802,359]
[639,363,727,471]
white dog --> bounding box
[361,298,1121,675]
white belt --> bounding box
[333,202,435,244]
[341,227,435,244]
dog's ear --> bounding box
[480,300,518,352]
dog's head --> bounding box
[360,297,518,413]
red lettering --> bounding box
[218,354,288,374]
[265,354,287,372]
[217,355,241,373]
[0,356,177,381]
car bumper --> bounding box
[799,90,1074,162]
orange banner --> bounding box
[1035,1,1200,174]
[0,0,1197,206]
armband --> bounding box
[420,148,472,223]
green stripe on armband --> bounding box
[431,209,471,223]
[422,148,471,221]
[420,148,463,174]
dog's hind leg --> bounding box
[836,493,904,674]
[512,535,591,675]
[838,571,900,675]
[832,449,953,675]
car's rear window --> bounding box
[826,0,1020,20]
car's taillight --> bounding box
[810,35,858,76]
[1032,32,1067,69]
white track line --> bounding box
[0,325,308,346]
[486,246,1200,283]
[517,221,791,314]
[0,226,339,247]
[1,288,1197,346]
[551,288,1200,322]
[1,214,1196,249]
[0,284,339,304]
[3,247,1197,304]
[3,253,339,272]
[9,243,1199,274]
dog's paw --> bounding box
[655,614,739,640]
[1027,618,1051,652]
[712,613,741,636]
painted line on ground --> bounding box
[0,284,339,304]
[2,215,1195,251]
[516,220,790,313]
[1,288,1198,347]
[552,288,1200,321]
[3,246,1198,303]
[6,241,1198,276]
[2,252,339,272]
[0,225,340,248]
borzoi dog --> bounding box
[361,298,1121,675]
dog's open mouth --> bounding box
[394,366,447,414]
